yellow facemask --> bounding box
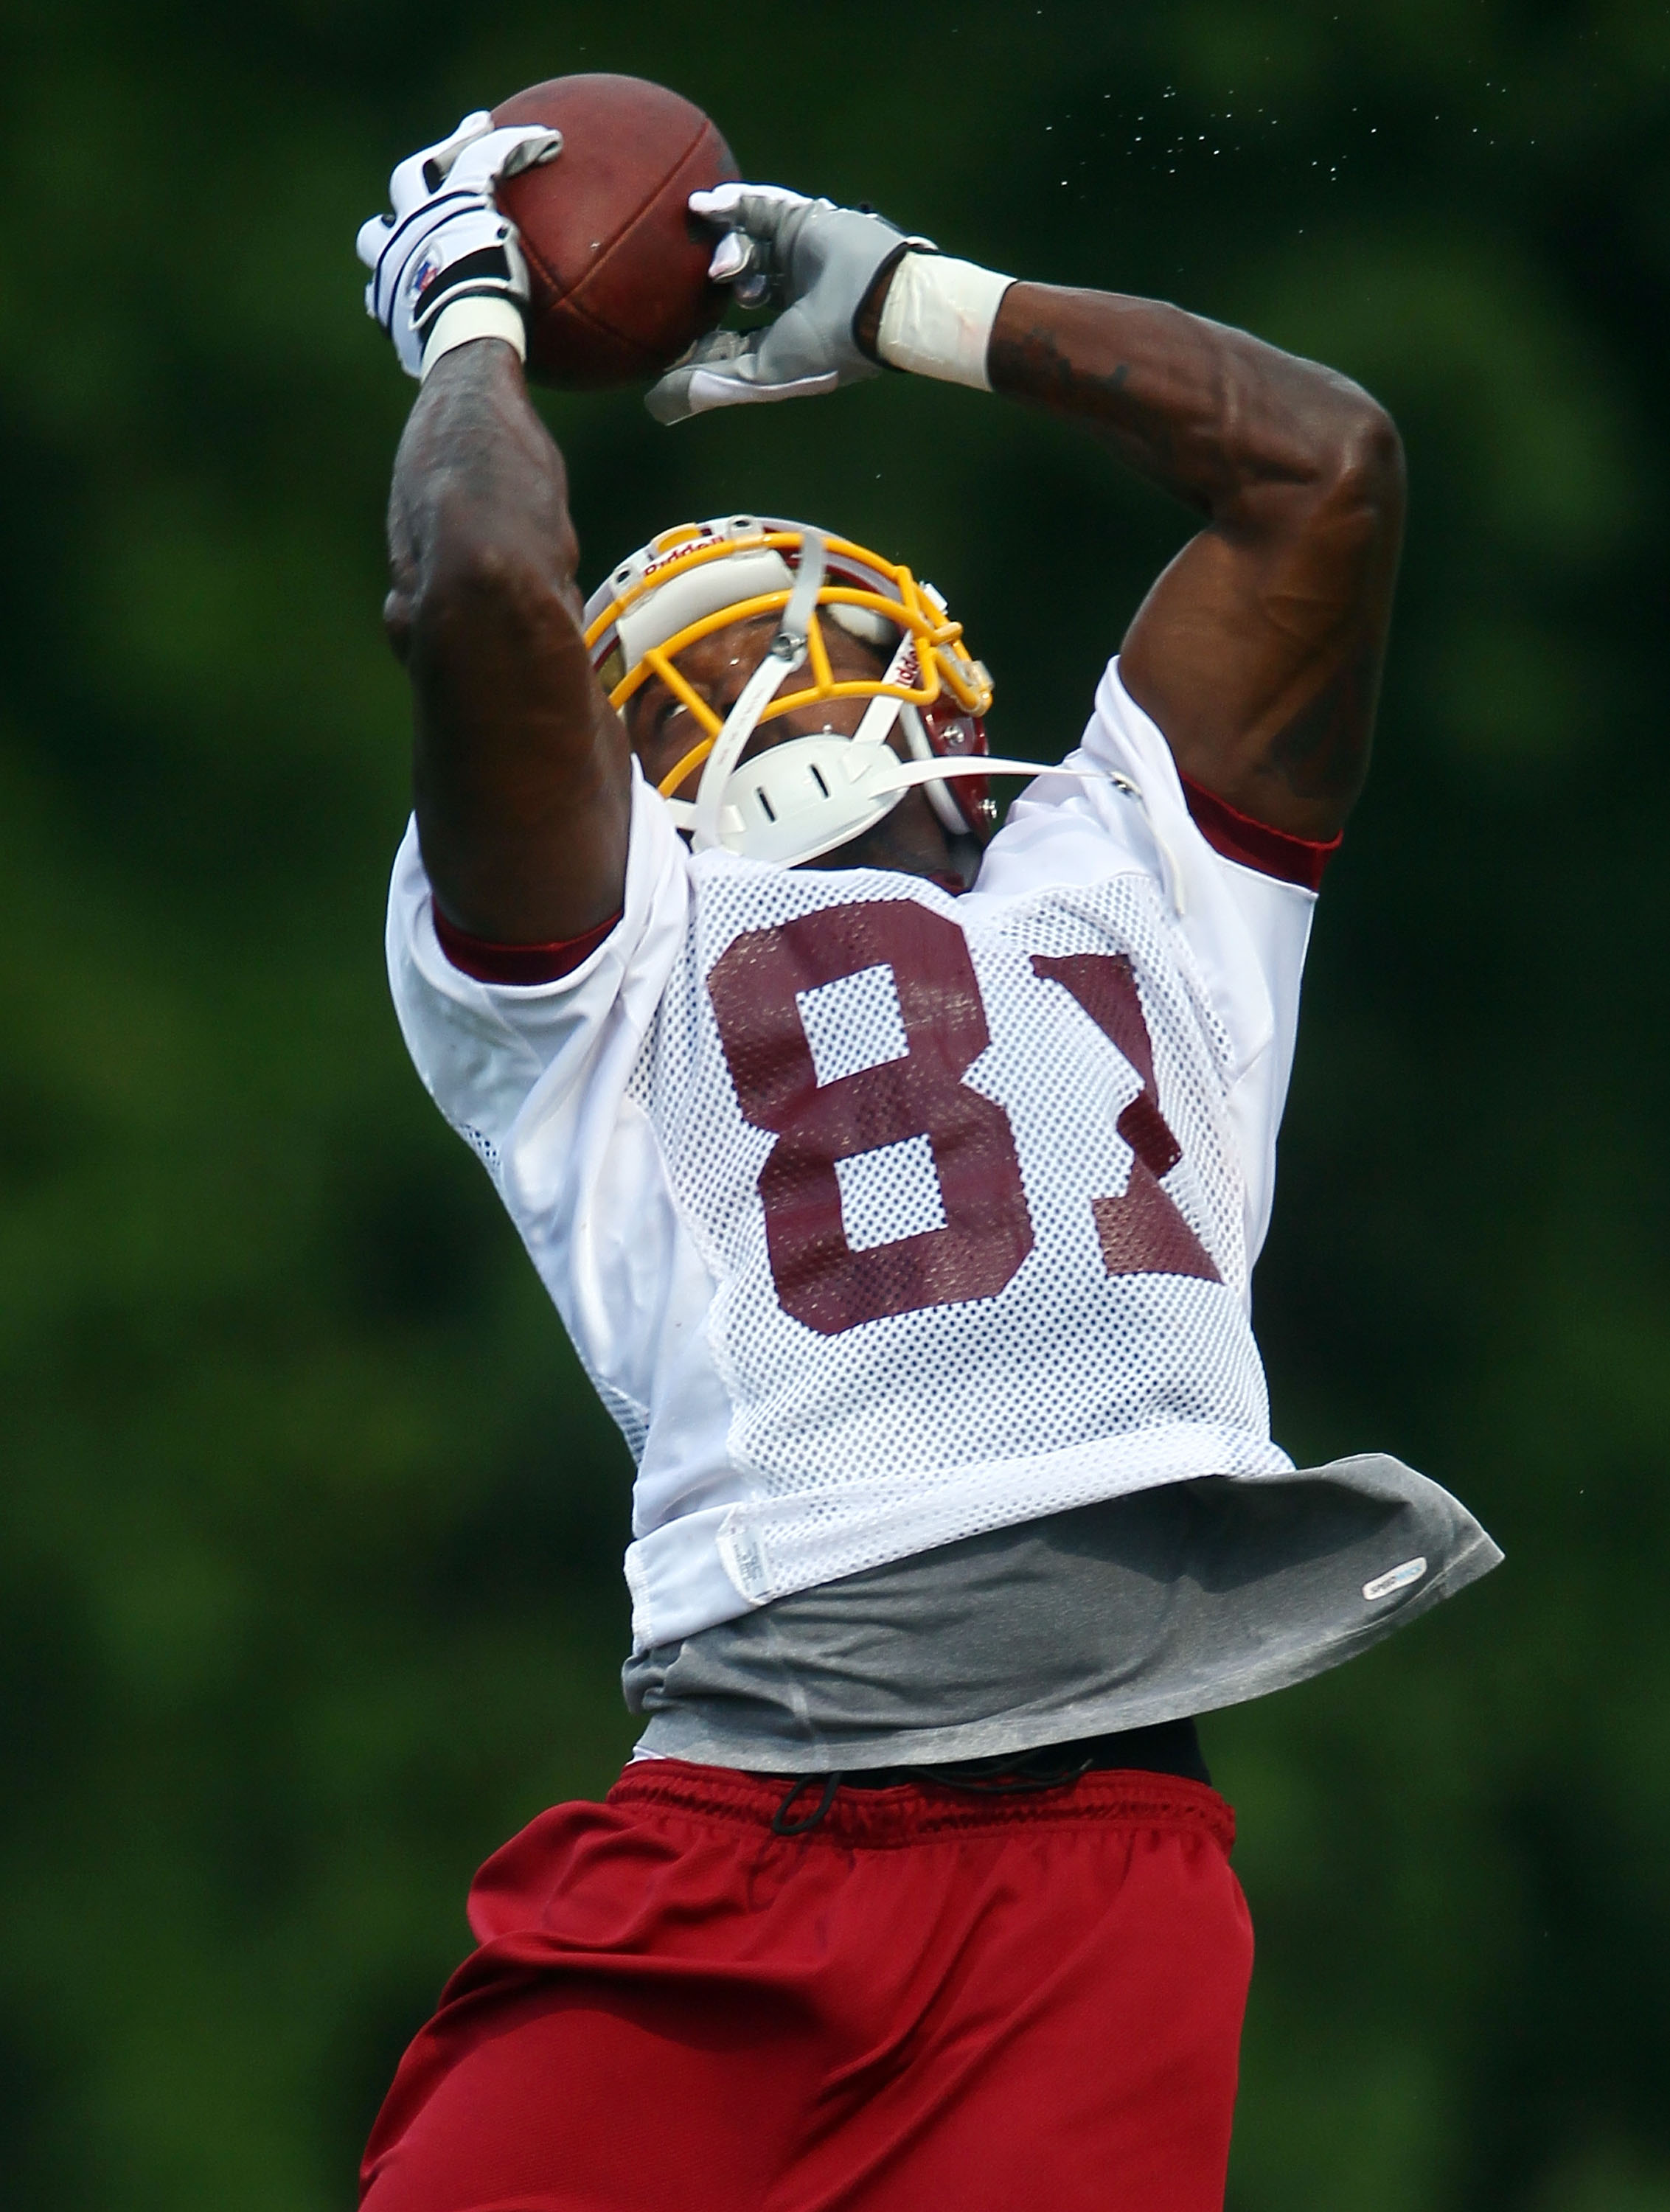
[581,515,994,804]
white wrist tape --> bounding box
[420,296,528,380]
[876,252,1014,391]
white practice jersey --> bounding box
[388,662,1318,1649]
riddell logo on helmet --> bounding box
[636,531,733,592]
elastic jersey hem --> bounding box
[431,898,624,984]
[1179,771,1341,890]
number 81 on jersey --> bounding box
[706,899,1219,1338]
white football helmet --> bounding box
[582,515,1074,869]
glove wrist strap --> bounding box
[877,253,1014,391]
[420,296,528,380]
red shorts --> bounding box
[361,1759,1253,2212]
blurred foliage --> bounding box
[1,1,1667,2205]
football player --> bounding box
[355,121,1500,2212]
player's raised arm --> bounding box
[655,187,1403,842]
[981,285,1402,841]
[360,116,631,947]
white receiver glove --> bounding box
[646,184,928,424]
[356,112,563,378]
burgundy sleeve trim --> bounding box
[1177,772,1342,891]
[431,899,622,984]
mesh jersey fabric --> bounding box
[387,661,1318,1651]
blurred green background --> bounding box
[2,1,1667,2205]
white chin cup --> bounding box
[672,732,904,868]
[664,732,1098,868]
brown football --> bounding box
[491,74,740,389]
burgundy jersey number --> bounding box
[1030,953,1221,1284]
[707,904,1219,1336]
[706,902,1033,1335]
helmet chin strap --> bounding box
[690,532,827,854]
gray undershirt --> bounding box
[624,1454,1503,1773]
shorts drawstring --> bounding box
[770,1773,841,1836]
[768,1745,1104,1837]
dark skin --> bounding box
[386,265,1403,943]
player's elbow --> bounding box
[408,504,574,668]
[1316,391,1405,532]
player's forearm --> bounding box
[386,341,630,943]
[985,282,1395,530]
